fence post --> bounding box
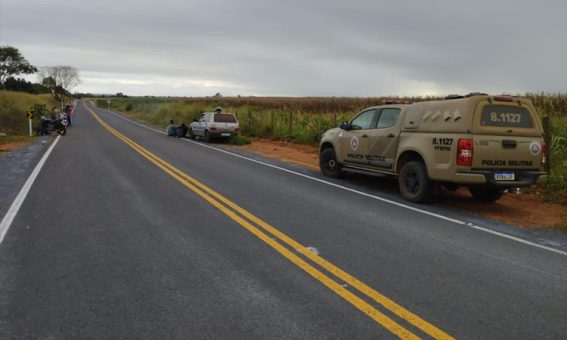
[333,112,337,127]
[288,111,293,135]
[542,115,551,173]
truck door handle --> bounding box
[362,134,369,138]
[387,134,395,138]
[502,140,517,148]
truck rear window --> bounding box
[480,106,533,128]
[214,114,237,123]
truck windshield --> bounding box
[480,105,533,128]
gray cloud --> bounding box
[1,0,566,96]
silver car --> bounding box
[189,112,240,142]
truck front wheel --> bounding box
[468,186,504,202]
[399,161,433,203]
[319,148,342,178]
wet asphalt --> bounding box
[0,101,566,339]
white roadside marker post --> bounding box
[27,111,33,136]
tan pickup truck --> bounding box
[319,94,547,203]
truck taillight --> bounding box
[457,139,473,166]
[209,124,217,131]
[235,126,240,132]
[542,141,547,166]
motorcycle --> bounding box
[37,113,67,136]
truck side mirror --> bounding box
[339,121,350,130]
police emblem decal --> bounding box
[529,141,541,156]
[351,136,359,151]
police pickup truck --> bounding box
[319,94,547,203]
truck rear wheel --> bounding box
[204,130,211,143]
[399,161,433,203]
[319,148,342,178]
[468,186,504,202]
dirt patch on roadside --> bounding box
[0,136,35,153]
[240,138,320,170]
[236,138,565,230]
[0,142,26,153]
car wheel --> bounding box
[204,130,211,143]
[188,128,195,140]
[399,161,433,203]
[319,148,342,178]
[468,186,504,202]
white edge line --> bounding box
[0,135,61,245]
[94,103,567,257]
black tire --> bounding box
[468,186,504,202]
[204,130,211,143]
[399,161,433,203]
[57,127,66,136]
[188,128,195,140]
[319,148,342,178]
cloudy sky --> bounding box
[1,0,566,97]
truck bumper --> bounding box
[453,170,547,187]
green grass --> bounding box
[0,90,58,136]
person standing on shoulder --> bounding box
[166,120,177,136]
[65,104,73,126]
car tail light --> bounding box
[235,126,240,132]
[457,139,473,166]
[209,124,217,131]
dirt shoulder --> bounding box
[235,138,566,230]
[0,136,35,153]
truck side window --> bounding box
[350,110,376,130]
[376,108,400,128]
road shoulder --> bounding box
[0,137,55,221]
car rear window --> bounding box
[214,114,237,123]
[480,105,533,128]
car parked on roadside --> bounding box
[189,112,240,142]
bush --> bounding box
[0,90,57,135]
[228,134,251,145]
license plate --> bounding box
[221,133,231,137]
[494,172,515,181]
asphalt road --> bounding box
[1,100,566,339]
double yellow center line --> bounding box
[84,101,453,339]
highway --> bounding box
[1,100,566,339]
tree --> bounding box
[38,66,80,103]
[41,76,69,103]
[4,77,50,94]
[0,46,38,87]
[38,65,80,93]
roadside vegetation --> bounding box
[97,94,567,205]
[0,90,57,136]
[0,46,81,148]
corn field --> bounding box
[95,94,567,199]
